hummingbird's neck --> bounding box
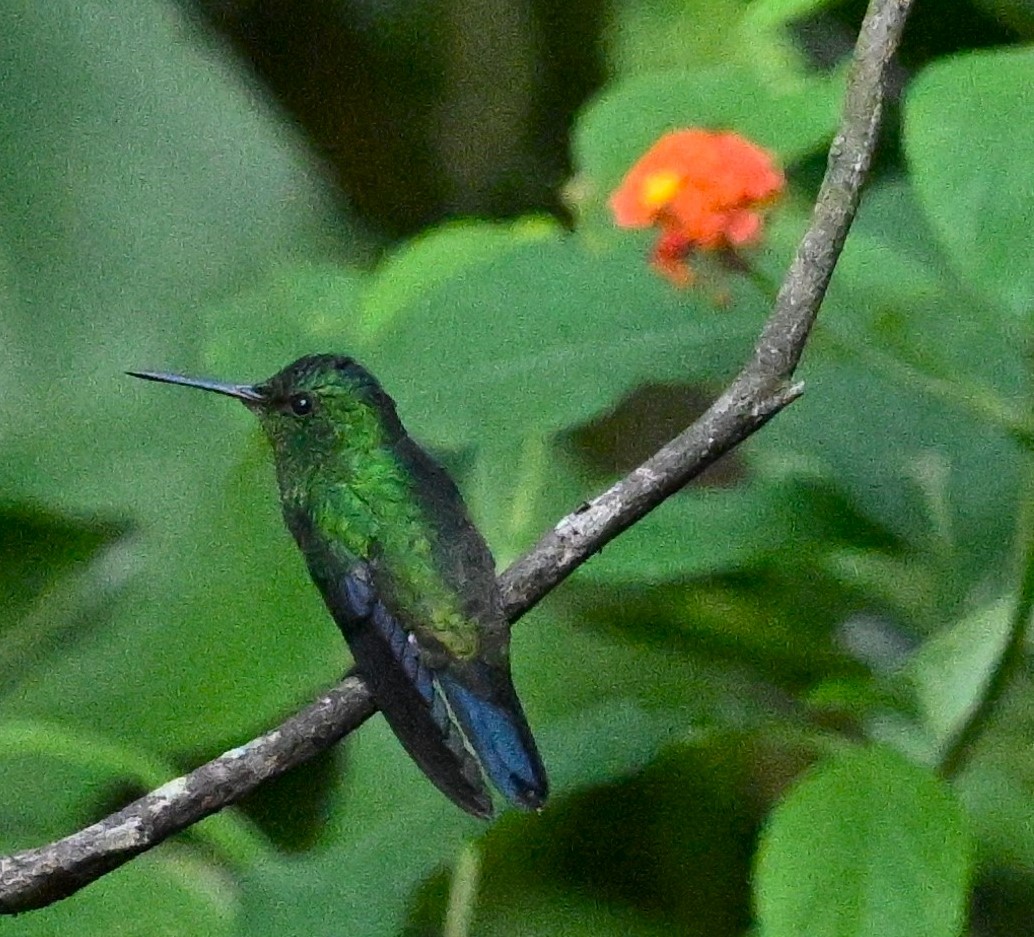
[263,390,411,529]
[273,427,404,514]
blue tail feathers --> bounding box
[330,564,494,818]
[438,668,549,810]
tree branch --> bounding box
[0,0,913,914]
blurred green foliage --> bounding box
[1,1,1032,935]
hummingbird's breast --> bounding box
[289,448,481,662]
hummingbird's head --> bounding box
[129,354,404,473]
[250,354,405,461]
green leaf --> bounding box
[906,599,1013,754]
[755,746,971,937]
[462,435,591,565]
[956,757,1034,871]
[762,211,1025,600]
[0,720,169,847]
[470,883,673,937]
[359,218,559,340]
[742,0,843,30]
[0,507,126,688]
[362,231,769,449]
[576,467,890,585]
[906,47,1034,319]
[201,263,369,380]
[606,0,749,75]
[581,484,795,583]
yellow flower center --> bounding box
[640,170,682,212]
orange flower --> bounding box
[610,129,784,286]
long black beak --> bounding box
[127,370,265,404]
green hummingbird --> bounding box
[129,354,548,818]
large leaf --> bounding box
[356,229,770,450]
[755,746,971,937]
[0,507,126,688]
[907,599,1014,755]
[906,47,1034,319]
[471,887,673,937]
[0,716,269,937]
[759,196,1025,600]
[358,218,559,340]
[606,0,749,75]
[577,469,890,585]
[0,718,263,862]
[3,444,343,749]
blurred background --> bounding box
[1,1,1032,935]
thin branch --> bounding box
[0,0,912,915]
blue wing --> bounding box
[286,509,493,818]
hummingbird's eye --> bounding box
[289,392,314,417]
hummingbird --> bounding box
[129,354,547,818]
